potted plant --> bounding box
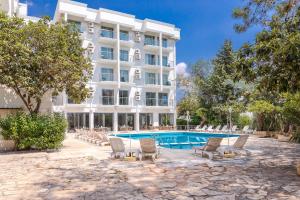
[248,100,277,138]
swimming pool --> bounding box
[116,132,239,150]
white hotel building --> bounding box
[0,0,180,132]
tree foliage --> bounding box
[0,13,92,114]
[233,0,299,32]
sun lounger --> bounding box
[214,125,222,132]
[138,138,159,161]
[194,125,207,131]
[219,125,228,133]
[218,135,249,156]
[206,125,214,132]
[193,138,223,160]
[241,126,254,134]
[109,138,126,159]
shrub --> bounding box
[0,113,67,150]
[238,115,251,129]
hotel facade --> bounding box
[0,0,180,132]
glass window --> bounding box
[146,92,156,106]
[118,113,134,130]
[101,26,114,38]
[68,20,82,32]
[163,74,171,86]
[163,56,168,67]
[145,54,156,65]
[145,72,156,85]
[159,113,173,126]
[120,30,129,41]
[101,68,113,81]
[119,90,129,105]
[139,113,153,129]
[101,47,114,59]
[158,93,168,106]
[120,50,129,61]
[120,70,129,82]
[102,89,114,105]
[162,38,168,48]
[67,113,89,130]
[144,35,156,45]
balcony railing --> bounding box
[102,97,114,105]
[159,99,168,106]
[144,39,159,46]
[100,29,115,39]
[101,51,114,60]
[146,98,156,106]
[119,97,129,105]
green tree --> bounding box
[0,14,92,114]
[233,0,299,32]
[235,9,300,94]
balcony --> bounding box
[99,51,117,65]
[99,29,117,44]
[120,32,134,47]
[144,39,160,52]
[120,55,134,67]
[162,61,175,70]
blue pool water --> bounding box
[116,132,239,150]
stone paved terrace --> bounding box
[0,134,299,200]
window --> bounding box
[67,113,89,130]
[159,113,174,126]
[163,56,168,67]
[102,89,114,105]
[146,92,156,106]
[145,54,156,65]
[144,35,156,45]
[94,113,113,131]
[120,50,129,61]
[118,113,134,130]
[120,30,129,41]
[158,93,168,106]
[119,90,129,105]
[145,72,156,85]
[101,26,114,38]
[163,74,171,86]
[101,68,113,81]
[120,70,129,82]
[101,47,113,59]
[162,38,168,48]
[68,20,82,32]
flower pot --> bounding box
[277,135,291,142]
[0,140,15,152]
[256,131,268,138]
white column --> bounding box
[159,32,163,91]
[173,43,177,129]
[8,0,12,17]
[135,112,140,131]
[89,111,94,131]
[113,111,118,132]
[116,24,120,89]
[64,12,68,22]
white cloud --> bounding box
[176,62,189,77]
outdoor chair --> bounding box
[138,138,159,161]
[110,138,126,159]
[241,126,254,134]
[218,135,250,156]
[193,138,223,160]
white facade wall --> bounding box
[0,0,180,132]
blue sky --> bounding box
[23,0,259,66]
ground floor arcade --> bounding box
[66,112,175,132]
